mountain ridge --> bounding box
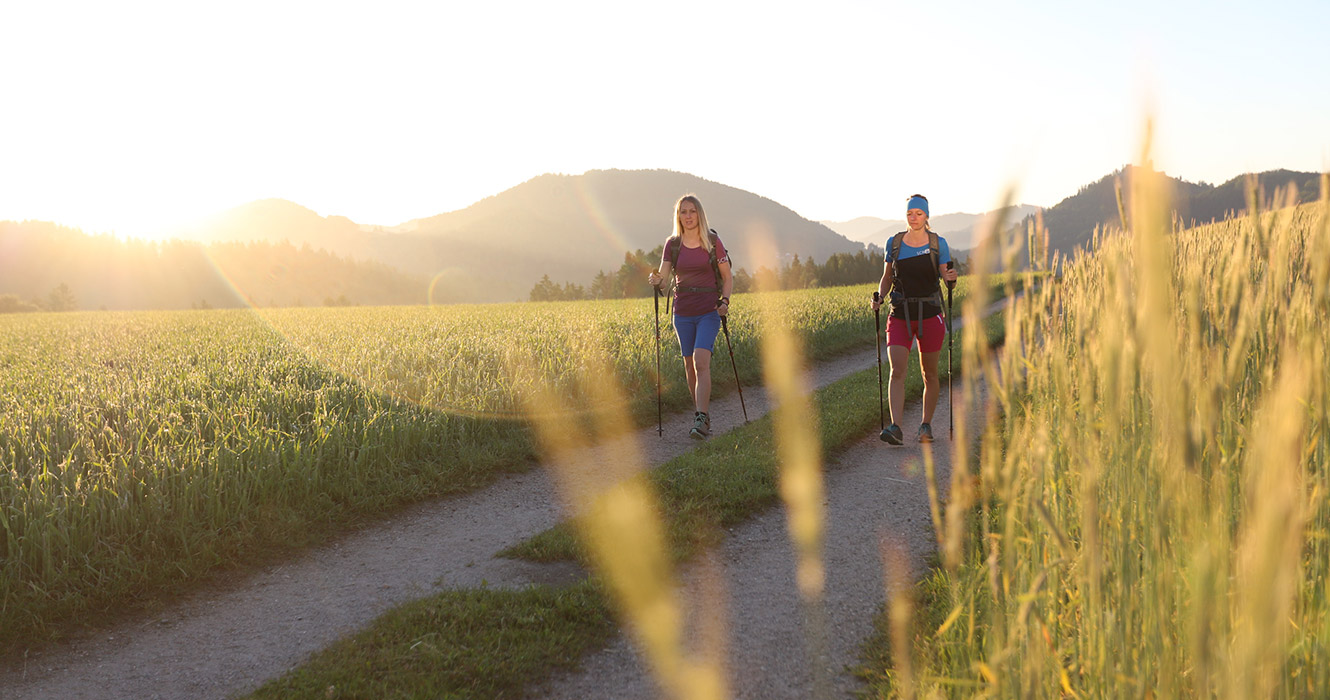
[6,166,1321,309]
[171,169,867,302]
[1019,166,1323,268]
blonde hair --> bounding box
[672,194,713,254]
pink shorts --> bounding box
[886,315,946,352]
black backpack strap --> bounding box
[889,231,944,309]
[888,232,906,280]
[928,231,940,276]
[707,230,724,294]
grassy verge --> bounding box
[247,580,615,700]
[242,311,1008,699]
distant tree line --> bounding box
[0,283,78,314]
[528,248,975,301]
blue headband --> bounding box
[907,196,929,217]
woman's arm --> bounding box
[937,238,958,283]
[871,260,891,310]
[649,240,673,287]
[648,260,672,287]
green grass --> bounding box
[242,308,1009,699]
[247,580,615,700]
[2,280,1019,653]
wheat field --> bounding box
[877,174,1330,698]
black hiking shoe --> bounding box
[918,423,934,443]
[690,412,709,440]
[880,423,904,445]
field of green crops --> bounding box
[0,279,1005,653]
[862,181,1330,697]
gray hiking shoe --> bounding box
[690,411,709,440]
[918,423,934,443]
[880,423,904,445]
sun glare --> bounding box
[8,201,202,244]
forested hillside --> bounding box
[0,221,426,311]
[1024,167,1321,265]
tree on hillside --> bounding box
[731,268,753,294]
[561,281,586,300]
[529,275,558,302]
[528,275,587,302]
[588,271,614,300]
[613,248,659,299]
[751,265,779,292]
[46,283,78,311]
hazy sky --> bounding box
[3,0,1327,236]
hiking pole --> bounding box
[946,261,956,440]
[720,315,749,423]
[873,291,885,436]
[654,284,663,437]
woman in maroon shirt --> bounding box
[648,194,734,439]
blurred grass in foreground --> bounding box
[862,165,1330,698]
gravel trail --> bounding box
[533,369,987,699]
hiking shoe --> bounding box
[918,423,934,443]
[880,423,904,445]
[690,412,709,440]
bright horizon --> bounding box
[2,0,1328,238]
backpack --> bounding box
[887,230,943,310]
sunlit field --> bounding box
[0,280,1004,652]
[863,177,1330,697]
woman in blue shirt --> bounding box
[869,194,959,444]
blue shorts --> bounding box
[674,311,721,357]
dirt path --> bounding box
[0,304,999,700]
[532,369,987,699]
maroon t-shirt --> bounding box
[662,234,729,316]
